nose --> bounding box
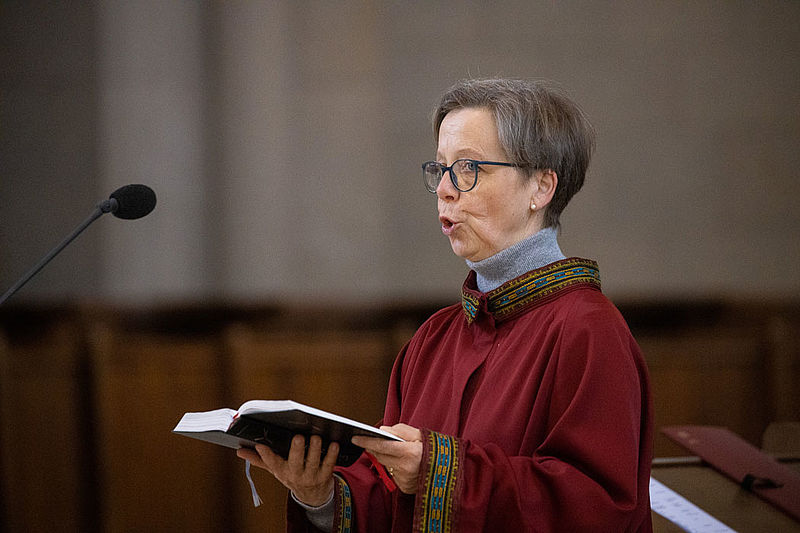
[436,170,459,201]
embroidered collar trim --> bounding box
[461,258,601,324]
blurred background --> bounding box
[1,1,798,531]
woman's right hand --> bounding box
[237,434,339,507]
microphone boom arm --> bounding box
[0,199,116,306]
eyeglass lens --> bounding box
[422,160,477,193]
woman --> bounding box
[239,78,653,532]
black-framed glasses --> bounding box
[421,158,518,193]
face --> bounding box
[436,107,543,262]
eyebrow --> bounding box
[435,149,487,162]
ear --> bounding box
[530,169,558,210]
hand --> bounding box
[352,423,422,494]
[236,434,339,507]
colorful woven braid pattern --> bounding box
[461,291,480,324]
[333,474,352,533]
[417,431,459,533]
[462,258,600,323]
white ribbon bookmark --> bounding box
[245,460,263,507]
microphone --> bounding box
[106,183,157,219]
[0,184,157,305]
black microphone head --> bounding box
[109,184,157,219]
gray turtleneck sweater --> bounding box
[466,226,566,292]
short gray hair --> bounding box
[433,78,595,228]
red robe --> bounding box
[288,258,653,532]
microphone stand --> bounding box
[0,199,117,306]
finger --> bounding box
[354,437,407,458]
[319,441,339,478]
[286,435,307,473]
[380,424,422,441]
[236,447,264,467]
[253,444,284,473]
[351,435,386,450]
[306,435,323,469]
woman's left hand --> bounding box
[352,423,423,494]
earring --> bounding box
[531,203,537,211]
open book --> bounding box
[173,400,402,467]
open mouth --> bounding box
[439,215,456,235]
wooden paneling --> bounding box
[765,311,800,425]
[641,329,769,456]
[0,310,88,532]
[88,322,229,533]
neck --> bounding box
[465,227,566,292]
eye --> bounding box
[457,159,479,173]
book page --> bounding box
[173,408,237,433]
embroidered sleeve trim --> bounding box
[415,430,461,533]
[332,473,353,533]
